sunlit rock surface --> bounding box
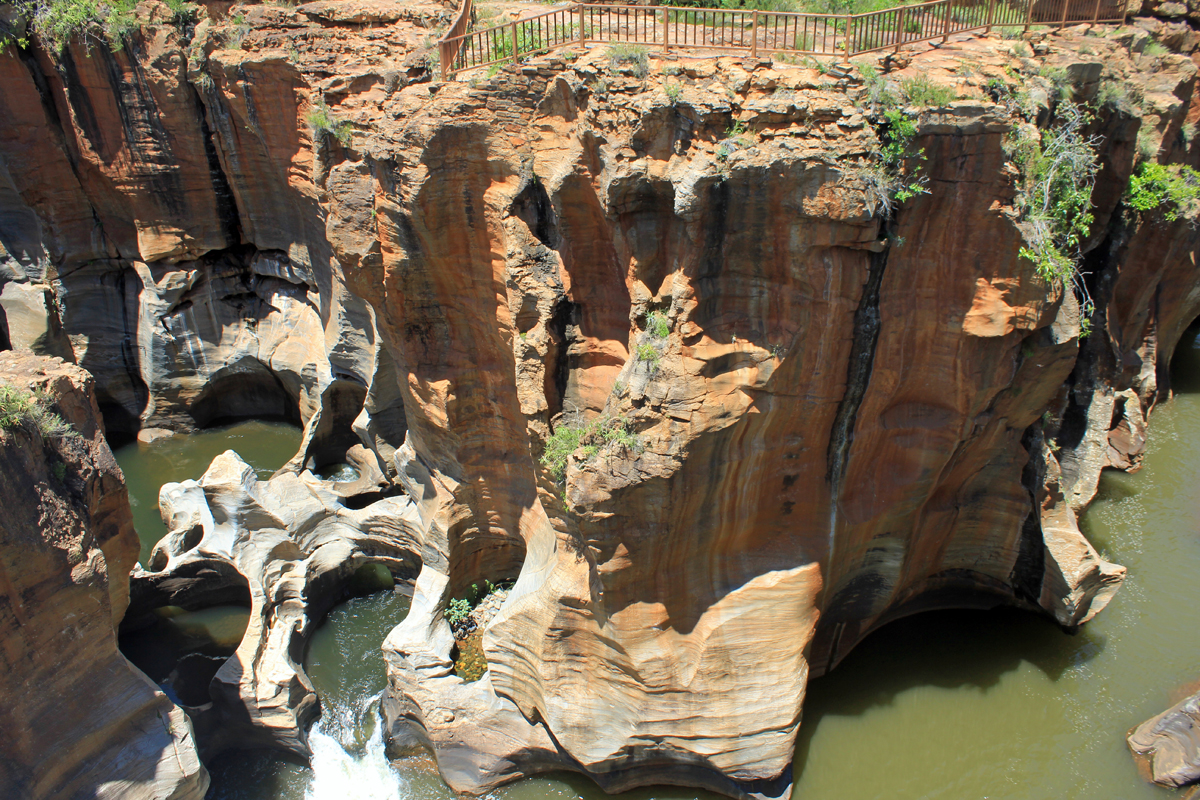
[0,352,207,800]
[128,450,425,758]
[2,6,1200,796]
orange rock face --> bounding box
[2,8,1200,798]
[0,352,207,800]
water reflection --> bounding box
[113,418,301,565]
[120,605,250,707]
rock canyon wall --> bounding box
[0,352,207,799]
[2,4,1200,797]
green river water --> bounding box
[113,329,1200,800]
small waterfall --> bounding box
[305,694,406,800]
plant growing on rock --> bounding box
[1093,79,1141,115]
[857,106,929,217]
[1126,162,1200,223]
[636,342,661,368]
[542,421,587,482]
[900,75,956,108]
[1008,101,1100,335]
[608,42,649,78]
[306,100,352,146]
[541,412,641,483]
[7,0,138,52]
[0,385,73,438]
[446,597,471,628]
[1142,40,1169,58]
[646,310,671,339]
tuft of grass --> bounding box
[608,42,649,78]
[900,75,956,108]
[1094,79,1141,114]
[857,61,898,110]
[305,99,352,146]
[0,385,74,438]
[1036,63,1072,102]
[541,422,586,482]
[635,342,661,367]
[664,81,683,103]
[1136,127,1158,163]
[1143,40,1169,58]
[540,413,641,483]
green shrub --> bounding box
[646,310,671,339]
[1126,162,1200,222]
[540,412,640,483]
[163,0,196,24]
[636,342,661,367]
[857,106,929,216]
[1008,102,1099,331]
[901,75,956,108]
[10,0,139,52]
[664,81,683,103]
[446,597,471,627]
[0,385,73,438]
[306,100,352,146]
[541,422,586,482]
[608,42,649,78]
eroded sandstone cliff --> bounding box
[0,352,207,799]
[2,3,1200,797]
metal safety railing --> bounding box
[437,0,1128,80]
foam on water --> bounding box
[305,695,406,800]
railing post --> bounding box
[942,0,952,42]
[1090,0,1103,22]
[985,0,996,32]
[578,4,585,45]
[663,6,669,50]
[511,20,519,62]
[1024,0,1033,30]
[896,5,906,47]
[844,14,852,58]
[440,41,450,81]
[1059,0,1069,28]
[751,10,758,57]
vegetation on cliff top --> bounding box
[2,0,196,52]
[1008,103,1100,296]
[0,385,73,438]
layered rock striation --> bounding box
[0,352,207,800]
[3,4,1200,797]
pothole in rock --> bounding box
[313,461,361,482]
[449,582,512,682]
[119,604,250,708]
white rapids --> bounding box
[305,695,407,800]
